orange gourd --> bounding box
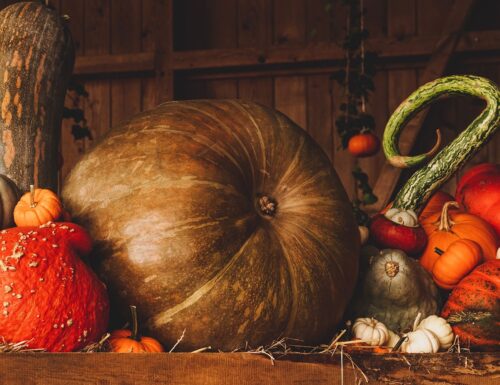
[109,306,164,353]
[13,185,63,226]
[431,239,483,290]
[420,201,498,273]
[348,132,380,157]
[418,191,453,224]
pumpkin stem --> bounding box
[129,305,140,341]
[257,195,277,217]
[384,261,399,278]
[438,201,460,232]
[434,247,444,256]
[412,312,422,332]
[29,184,36,208]
[391,335,408,352]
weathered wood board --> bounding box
[0,352,496,385]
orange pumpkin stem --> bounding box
[129,305,140,341]
[29,184,36,208]
[438,201,460,232]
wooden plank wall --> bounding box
[45,0,165,181]
[8,0,497,197]
[174,0,500,199]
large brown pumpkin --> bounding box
[0,2,74,192]
[62,100,360,351]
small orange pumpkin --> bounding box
[347,132,380,157]
[109,305,164,353]
[13,185,63,226]
[420,201,498,273]
[432,239,483,290]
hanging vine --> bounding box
[63,79,93,143]
[330,0,379,225]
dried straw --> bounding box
[0,338,45,353]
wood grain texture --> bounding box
[0,2,73,192]
[274,76,307,128]
[83,0,111,149]
[238,0,272,48]
[306,75,333,161]
[273,0,306,45]
[359,71,388,190]
[171,30,500,71]
[332,79,356,197]
[238,78,274,107]
[0,352,496,385]
[110,0,141,126]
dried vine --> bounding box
[330,0,379,224]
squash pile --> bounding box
[358,75,500,351]
[0,182,109,351]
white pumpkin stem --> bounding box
[29,184,36,208]
[412,312,422,332]
[391,335,408,352]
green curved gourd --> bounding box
[383,75,500,212]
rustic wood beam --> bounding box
[0,352,495,384]
[73,29,500,76]
[152,0,173,103]
[369,0,477,213]
[181,54,500,81]
[74,52,156,75]
[171,29,500,71]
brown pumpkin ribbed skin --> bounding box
[0,2,74,191]
[62,100,360,351]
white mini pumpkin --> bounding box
[386,329,401,348]
[418,315,454,350]
[401,328,440,353]
[352,318,389,346]
[385,208,419,227]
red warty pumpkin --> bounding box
[0,222,109,351]
[62,99,360,351]
[455,163,500,237]
[441,260,500,351]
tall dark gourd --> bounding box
[62,100,360,351]
[0,2,74,192]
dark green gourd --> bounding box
[383,75,500,212]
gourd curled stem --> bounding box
[438,201,459,232]
[383,75,500,212]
